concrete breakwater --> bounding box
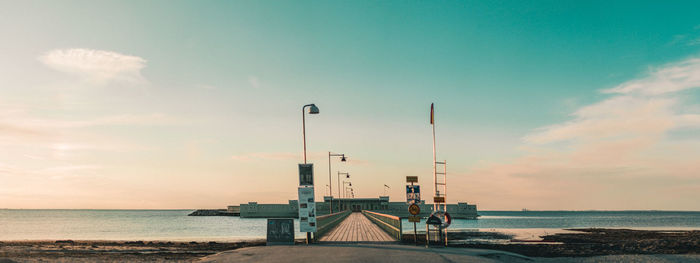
[188,209,239,216]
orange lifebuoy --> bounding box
[443,212,452,228]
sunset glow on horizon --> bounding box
[1,1,700,210]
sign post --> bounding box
[266,218,294,245]
[406,176,421,245]
[298,164,317,243]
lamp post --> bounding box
[343,181,352,211]
[301,104,320,163]
[343,181,352,198]
[337,172,349,198]
[383,184,390,196]
[328,152,347,214]
[300,103,319,244]
[337,172,349,211]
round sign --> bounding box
[408,204,420,215]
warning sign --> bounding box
[408,203,420,215]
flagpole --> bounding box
[431,103,437,212]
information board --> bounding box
[297,186,317,232]
[406,185,420,204]
[298,164,314,186]
[266,218,294,245]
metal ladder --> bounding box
[434,160,447,213]
[428,160,448,246]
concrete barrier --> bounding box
[362,210,402,241]
[315,210,351,241]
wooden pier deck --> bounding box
[318,212,395,242]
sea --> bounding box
[1,210,698,241]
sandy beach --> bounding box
[0,240,267,262]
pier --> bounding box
[318,212,395,242]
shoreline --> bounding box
[4,227,697,243]
[1,228,698,262]
[448,228,700,257]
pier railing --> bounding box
[315,210,351,240]
[362,210,402,241]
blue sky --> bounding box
[1,1,700,209]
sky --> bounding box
[1,1,700,210]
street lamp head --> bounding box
[308,104,320,114]
[340,156,346,162]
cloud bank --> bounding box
[39,48,146,83]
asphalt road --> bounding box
[198,244,530,263]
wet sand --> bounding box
[0,240,267,262]
[436,228,700,257]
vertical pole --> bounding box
[302,107,307,164]
[328,152,332,214]
[425,223,429,248]
[444,160,448,246]
[301,106,310,245]
[431,104,437,246]
[414,222,417,245]
[410,181,417,245]
[432,106,437,212]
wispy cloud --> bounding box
[462,55,700,209]
[39,48,146,84]
[0,109,176,135]
[0,104,174,162]
[603,57,700,95]
[688,37,700,46]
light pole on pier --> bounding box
[301,104,319,163]
[337,172,350,211]
[300,103,319,244]
[337,172,349,197]
[343,181,352,198]
[328,152,347,214]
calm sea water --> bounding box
[401,210,700,232]
[1,210,698,241]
